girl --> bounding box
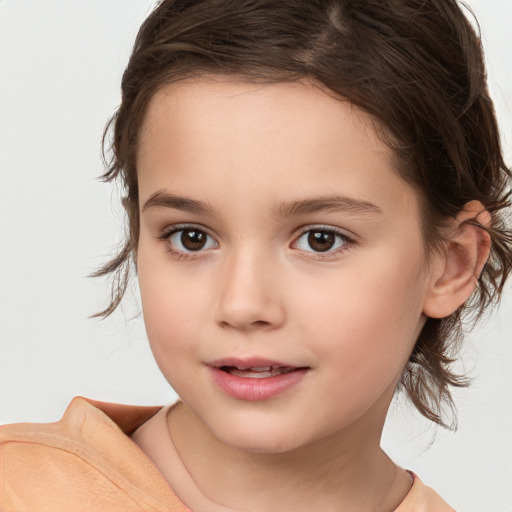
[1,1,511,511]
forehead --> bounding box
[137,79,418,217]
[139,78,386,161]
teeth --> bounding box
[231,369,273,378]
[272,367,294,376]
[223,366,295,378]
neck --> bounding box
[166,400,409,512]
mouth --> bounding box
[207,358,309,401]
[218,365,299,379]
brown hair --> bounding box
[95,0,512,427]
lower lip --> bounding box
[209,367,308,401]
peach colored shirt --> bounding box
[1,397,455,512]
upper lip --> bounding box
[207,357,305,370]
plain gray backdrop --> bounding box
[1,1,511,511]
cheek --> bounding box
[294,250,427,381]
[137,247,206,361]
[138,278,208,397]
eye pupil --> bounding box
[308,231,335,252]
[181,229,207,251]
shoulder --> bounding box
[0,397,189,512]
[394,472,456,512]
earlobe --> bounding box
[423,201,491,319]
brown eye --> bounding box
[167,227,217,253]
[294,228,349,254]
[307,231,336,252]
[181,229,207,251]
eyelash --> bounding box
[292,225,354,260]
[157,224,355,260]
[157,224,218,260]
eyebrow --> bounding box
[141,191,383,217]
[273,195,383,217]
[142,190,213,215]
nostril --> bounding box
[219,318,273,330]
[253,320,271,326]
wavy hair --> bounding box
[94,0,512,427]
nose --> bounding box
[215,248,286,331]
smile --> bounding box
[219,366,297,378]
[207,358,309,401]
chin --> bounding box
[207,414,313,454]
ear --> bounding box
[423,201,491,319]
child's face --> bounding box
[136,80,435,452]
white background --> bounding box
[0,1,511,510]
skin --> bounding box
[133,79,488,511]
